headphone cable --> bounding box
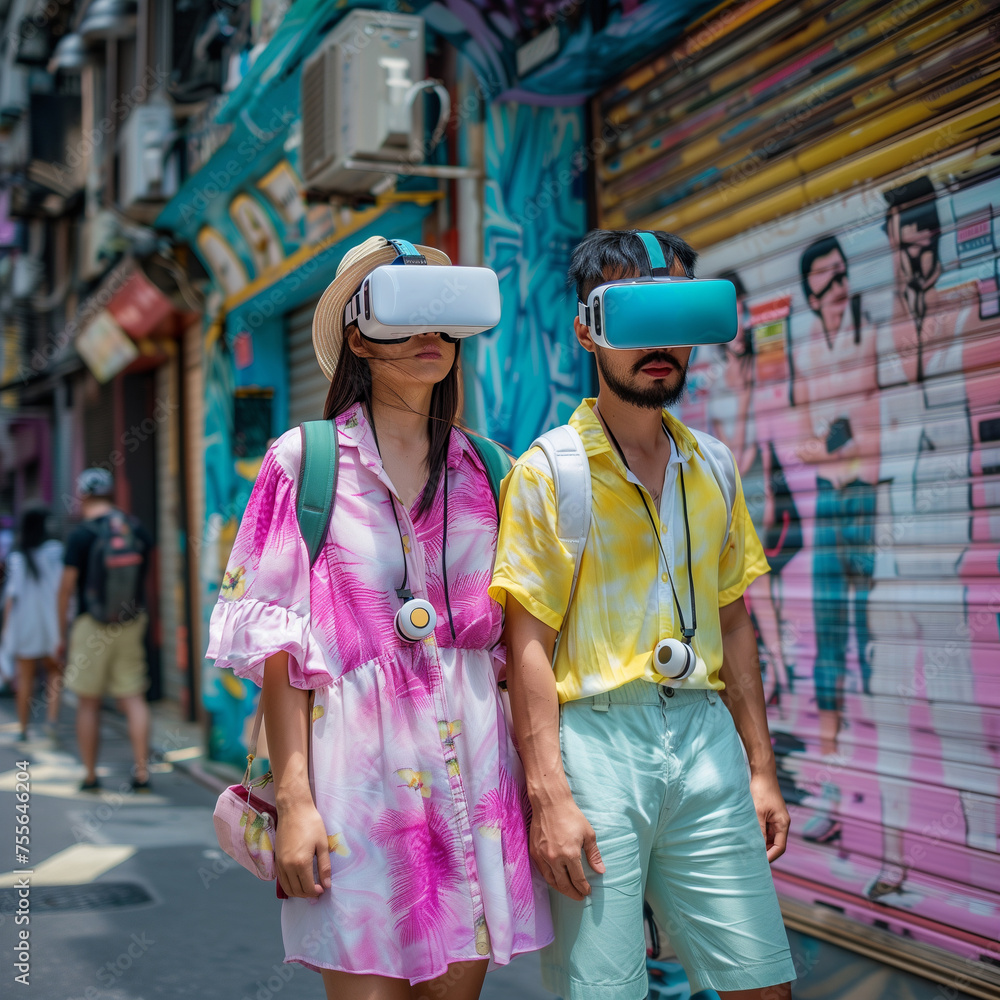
[596,407,697,641]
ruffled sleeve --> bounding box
[206,430,332,690]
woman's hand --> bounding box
[275,802,331,898]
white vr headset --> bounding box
[344,239,501,342]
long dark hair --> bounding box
[17,508,49,580]
[322,329,462,516]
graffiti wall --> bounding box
[472,101,593,453]
[677,161,1000,960]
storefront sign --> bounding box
[107,267,176,338]
[230,193,283,276]
[233,330,254,369]
[257,160,306,230]
[749,294,791,384]
[196,227,249,297]
[75,309,140,383]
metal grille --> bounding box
[0,882,153,914]
[300,50,328,182]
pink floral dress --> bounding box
[207,403,552,982]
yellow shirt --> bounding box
[489,399,769,704]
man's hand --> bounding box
[530,792,605,901]
[749,770,790,863]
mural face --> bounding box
[681,163,1000,961]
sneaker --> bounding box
[79,777,102,792]
[131,777,153,794]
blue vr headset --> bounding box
[577,231,738,349]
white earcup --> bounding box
[653,638,696,682]
[394,599,437,642]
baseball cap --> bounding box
[77,467,114,498]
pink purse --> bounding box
[213,700,278,881]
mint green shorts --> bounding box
[540,681,796,1000]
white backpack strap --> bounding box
[689,428,736,551]
[529,425,591,661]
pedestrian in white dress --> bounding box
[3,509,65,741]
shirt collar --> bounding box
[336,402,382,475]
[569,398,700,469]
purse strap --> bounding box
[241,688,314,790]
[242,698,266,788]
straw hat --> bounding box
[312,235,452,380]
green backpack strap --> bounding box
[296,420,339,568]
[465,431,513,514]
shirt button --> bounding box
[661,572,669,583]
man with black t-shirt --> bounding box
[59,468,154,792]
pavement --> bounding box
[0,688,558,1000]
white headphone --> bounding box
[653,637,697,683]
[394,598,437,642]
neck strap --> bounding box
[597,407,697,641]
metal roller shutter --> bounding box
[594,0,1000,983]
[286,299,329,429]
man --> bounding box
[59,468,153,793]
[864,177,995,898]
[491,230,795,1000]
[793,236,880,772]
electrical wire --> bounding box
[369,409,456,638]
[441,436,457,642]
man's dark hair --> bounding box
[568,229,698,302]
[800,235,845,306]
[883,175,941,255]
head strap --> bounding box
[387,238,426,265]
[634,231,671,277]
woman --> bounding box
[3,508,64,741]
[208,236,552,1000]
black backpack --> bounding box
[82,511,146,624]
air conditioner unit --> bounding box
[301,10,426,196]
[118,102,179,211]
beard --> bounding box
[596,348,688,409]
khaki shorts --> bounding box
[65,612,149,698]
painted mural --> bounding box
[676,162,1000,962]
[474,101,593,453]
[416,0,714,102]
